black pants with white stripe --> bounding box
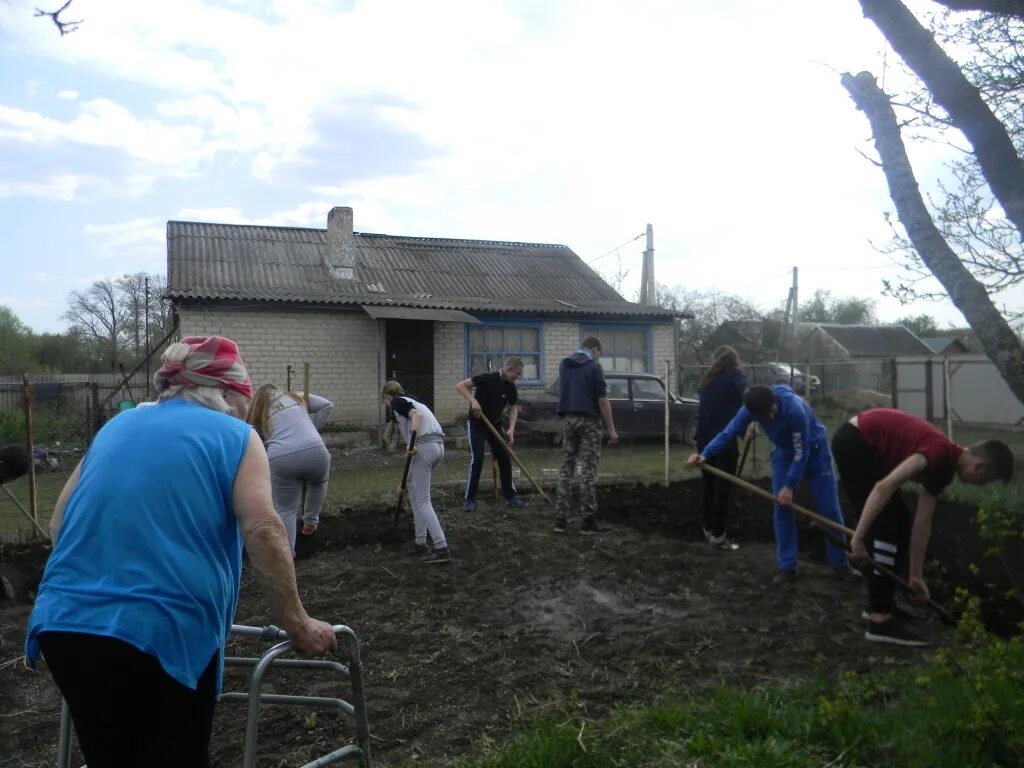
[831,422,913,614]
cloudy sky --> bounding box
[0,0,1014,333]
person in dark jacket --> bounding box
[553,336,618,534]
[689,384,859,585]
[694,346,748,550]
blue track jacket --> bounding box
[701,384,828,489]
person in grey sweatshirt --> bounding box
[247,384,333,555]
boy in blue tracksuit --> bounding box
[689,384,857,584]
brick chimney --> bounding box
[327,206,355,280]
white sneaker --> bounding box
[709,533,739,551]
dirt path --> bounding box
[0,480,960,767]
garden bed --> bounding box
[0,477,1019,766]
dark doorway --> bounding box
[385,319,435,410]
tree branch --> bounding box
[860,0,1024,234]
[35,1,82,36]
[931,0,1024,19]
[842,69,1024,404]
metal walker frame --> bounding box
[56,623,371,768]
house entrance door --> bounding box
[385,319,435,410]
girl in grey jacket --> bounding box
[248,384,333,555]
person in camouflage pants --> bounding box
[553,337,618,534]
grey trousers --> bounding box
[408,441,447,549]
[269,445,331,555]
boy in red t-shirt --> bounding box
[831,408,1013,647]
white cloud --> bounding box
[57,90,79,100]
[0,296,49,309]
[0,0,1006,331]
[83,218,166,261]
[30,272,53,283]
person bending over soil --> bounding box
[382,380,451,565]
[832,408,1013,647]
[247,384,334,555]
[690,384,859,585]
[455,356,526,511]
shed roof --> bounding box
[166,220,676,319]
[810,324,932,357]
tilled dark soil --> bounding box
[1,477,1015,767]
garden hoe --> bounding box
[736,425,757,478]
[699,462,957,625]
[392,430,417,527]
[476,412,553,506]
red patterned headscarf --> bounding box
[154,336,253,398]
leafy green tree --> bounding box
[800,289,877,325]
[0,306,35,375]
[896,313,939,338]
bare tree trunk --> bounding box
[859,0,1024,235]
[842,70,1024,406]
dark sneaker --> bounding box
[580,518,609,535]
[553,518,567,534]
[410,542,430,556]
[772,570,798,586]
[709,534,739,551]
[462,499,477,512]
[864,617,929,647]
[423,547,451,565]
[831,564,862,582]
[506,496,527,508]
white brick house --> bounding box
[167,207,681,427]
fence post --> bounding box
[664,360,670,487]
[889,358,898,407]
[22,374,39,535]
[924,358,934,421]
[943,357,953,439]
[804,359,811,398]
[90,382,100,440]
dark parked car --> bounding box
[751,362,820,394]
[517,372,699,445]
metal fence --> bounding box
[0,367,701,542]
[5,354,1023,542]
[677,359,897,402]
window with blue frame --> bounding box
[467,322,542,380]
[581,325,650,372]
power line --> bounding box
[586,232,645,265]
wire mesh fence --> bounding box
[7,355,1021,541]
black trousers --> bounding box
[831,422,913,614]
[697,440,739,538]
[464,417,517,501]
[39,631,218,768]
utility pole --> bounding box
[144,276,151,399]
[639,223,655,305]
[791,266,799,350]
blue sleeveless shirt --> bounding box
[26,399,252,691]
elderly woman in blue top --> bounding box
[25,336,337,768]
[689,384,859,585]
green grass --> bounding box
[413,630,1024,768]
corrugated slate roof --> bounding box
[812,324,932,357]
[166,221,675,318]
